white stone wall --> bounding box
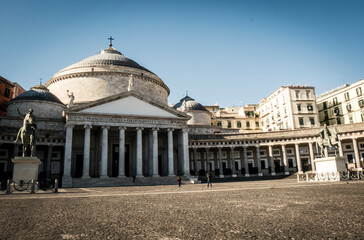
[47,74,168,106]
[47,63,170,106]
[7,100,65,119]
[186,111,211,125]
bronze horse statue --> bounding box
[316,124,339,157]
[14,108,37,157]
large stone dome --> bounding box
[45,45,170,105]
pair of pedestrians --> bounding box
[177,173,213,189]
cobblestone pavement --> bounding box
[0,179,363,239]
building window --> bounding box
[359,99,364,108]
[337,117,341,125]
[295,90,300,99]
[307,104,313,111]
[246,122,250,128]
[345,144,352,150]
[344,92,350,101]
[237,121,241,128]
[297,104,301,111]
[299,117,304,125]
[361,113,364,122]
[309,117,315,125]
[346,104,352,112]
[306,91,311,99]
[4,88,10,98]
[323,102,327,109]
[255,122,259,128]
[227,121,231,128]
[356,87,362,96]
[333,107,340,116]
[333,97,338,105]
[217,121,222,127]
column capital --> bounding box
[205,146,210,151]
[181,128,188,133]
[65,124,74,129]
[152,127,160,131]
[84,124,92,129]
[119,126,127,130]
[242,145,247,149]
[136,127,144,131]
[167,128,175,132]
[101,125,110,130]
[351,137,358,141]
[230,146,235,150]
[255,145,260,149]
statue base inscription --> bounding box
[12,157,41,181]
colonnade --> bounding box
[190,137,363,177]
[62,124,189,186]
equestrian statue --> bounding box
[316,124,339,157]
[14,108,38,157]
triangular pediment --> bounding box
[70,91,188,119]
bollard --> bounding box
[30,179,36,194]
[54,179,58,193]
[6,179,11,194]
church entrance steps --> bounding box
[71,176,188,188]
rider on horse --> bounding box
[14,108,37,157]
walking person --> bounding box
[206,172,212,188]
[177,176,182,189]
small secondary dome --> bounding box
[11,84,63,105]
[173,95,208,111]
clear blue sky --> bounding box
[1,0,363,107]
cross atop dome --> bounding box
[108,36,114,47]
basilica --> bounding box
[0,42,363,187]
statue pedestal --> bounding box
[314,156,346,173]
[313,156,346,181]
[12,157,41,181]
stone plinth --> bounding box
[12,157,41,181]
[314,156,346,173]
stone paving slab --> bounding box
[0,179,363,239]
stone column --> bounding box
[282,144,289,175]
[118,126,126,178]
[295,143,303,173]
[46,145,53,179]
[167,128,175,176]
[82,124,92,179]
[100,126,109,178]
[152,127,160,177]
[268,145,275,176]
[243,145,249,176]
[63,124,74,187]
[256,145,262,176]
[136,127,144,177]
[352,138,361,168]
[193,147,198,176]
[338,140,344,157]
[218,147,224,177]
[182,128,190,177]
[205,147,210,173]
[308,142,316,171]
[230,146,236,177]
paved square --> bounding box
[1,179,363,239]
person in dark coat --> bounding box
[177,176,182,189]
[206,173,212,188]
